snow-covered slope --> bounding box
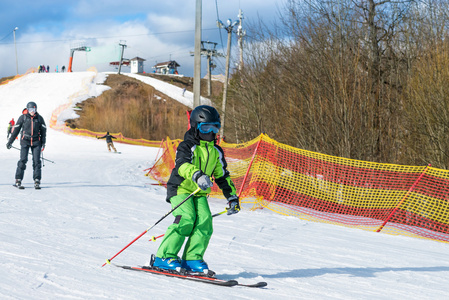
[1,72,449,300]
[124,73,211,108]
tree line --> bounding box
[221,0,449,169]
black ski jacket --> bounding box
[98,134,116,143]
[8,111,46,147]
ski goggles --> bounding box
[28,107,36,113]
[197,122,221,134]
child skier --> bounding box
[150,105,240,275]
[97,132,117,152]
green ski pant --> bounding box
[156,194,213,261]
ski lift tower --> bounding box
[68,43,91,72]
[190,41,224,96]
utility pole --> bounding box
[13,27,18,75]
[237,9,246,71]
[118,41,127,75]
[217,18,239,140]
[193,0,202,108]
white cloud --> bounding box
[0,0,284,78]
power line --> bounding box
[0,28,218,45]
[0,31,13,43]
[215,0,226,55]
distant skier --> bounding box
[97,132,117,152]
[6,102,47,189]
[150,105,240,275]
[7,118,14,139]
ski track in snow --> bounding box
[1,72,449,299]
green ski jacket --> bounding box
[166,127,237,202]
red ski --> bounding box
[113,264,267,288]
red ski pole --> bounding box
[102,187,201,267]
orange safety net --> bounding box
[144,137,182,182]
[147,133,449,243]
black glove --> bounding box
[41,144,45,152]
[192,171,213,190]
[227,195,240,215]
[6,142,12,149]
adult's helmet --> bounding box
[27,102,37,111]
[190,105,221,129]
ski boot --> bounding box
[181,259,215,277]
[14,179,24,189]
[34,179,41,190]
[150,254,181,272]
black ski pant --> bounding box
[15,144,42,181]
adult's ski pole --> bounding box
[102,187,202,267]
[11,146,55,164]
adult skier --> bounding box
[150,105,240,275]
[97,132,117,152]
[6,102,47,189]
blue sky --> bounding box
[0,0,283,78]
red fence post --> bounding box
[376,164,430,233]
[238,134,264,198]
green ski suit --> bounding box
[156,127,237,261]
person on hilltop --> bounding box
[6,102,47,189]
[97,132,117,152]
[7,118,15,139]
[149,105,240,276]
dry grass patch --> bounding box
[66,74,190,140]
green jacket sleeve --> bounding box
[176,142,200,181]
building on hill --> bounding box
[153,60,180,75]
[130,57,146,74]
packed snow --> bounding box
[1,72,449,299]
[124,73,211,108]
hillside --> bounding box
[65,74,190,140]
[64,73,224,141]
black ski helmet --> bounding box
[190,105,221,129]
[27,102,37,111]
